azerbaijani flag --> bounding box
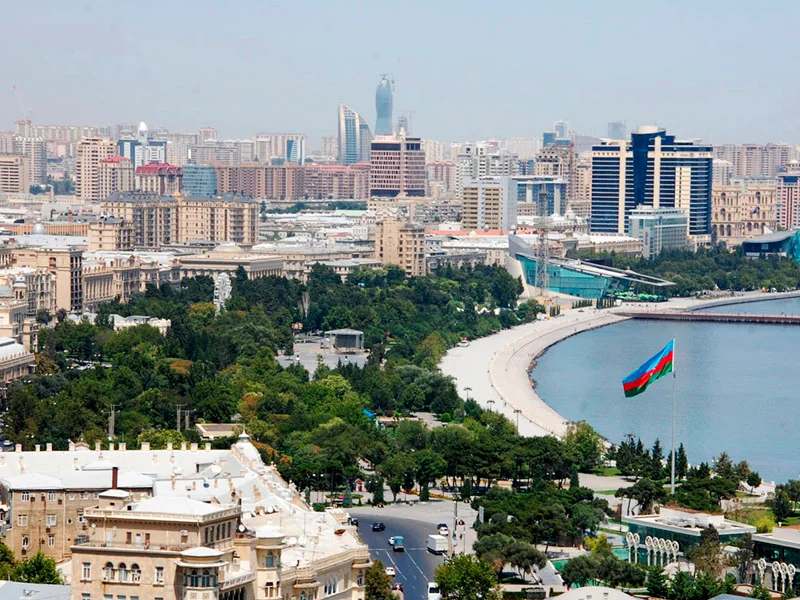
[622,340,675,398]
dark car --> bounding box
[348,517,359,527]
[392,583,405,592]
[371,522,386,532]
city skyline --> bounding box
[2,2,800,146]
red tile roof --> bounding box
[135,163,181,175]
[100,156,131,164]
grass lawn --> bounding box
[592,467,623,477]
[595,490,618,496]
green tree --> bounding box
[365,560,392,600]
[564,422,604,472]
[746,471,762,491]
[616,477,664,515]
[773,489,793,522]
[736,533,755,583]
[646,566,669,598]
[372,477,385,505]
[676,443,689,479]
[668,570,695,600]
[435,554,500,600]
[750,585,772,600]
[506,542,547,582]
[136,429,184,449]
[11,552,63,584]
[342,486,353,508]
[560,555,597,587]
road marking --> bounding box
[405,549,427,579]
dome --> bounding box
[31,223,46,235]
[213,242,243,254]
[138,121,149,133]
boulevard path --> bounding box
[440,290,800,439]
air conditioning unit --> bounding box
[180,530,188,536]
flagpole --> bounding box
[670,338,677,495]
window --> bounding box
[154,566,164,585]
[82,562,92,581]
[21,536,28,550]
[126,532,132,544]
[265,554,274,568]
[94,492,99,499]
[20,492,30,502]
[46,514,56,526]
[47,491,57,502]
[104,596,113,600]
[118,563,128,583]
[82,594,91,600]
[81,492,89,500]
[48,535,55,547]
[69,493,76,500]
[131,564,141,583]
[17,515,28,527]
[104,562,114,581]
[117,596,126,600]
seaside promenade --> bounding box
[439,290,800,439]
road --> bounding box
[351,511,451,600]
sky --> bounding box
[3,1,800,147]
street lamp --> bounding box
[464,387,472,401]
[513,408,521,431]
[487,399,495,412]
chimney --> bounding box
[171,475,176,490]
[14,444,20,453]
[0,456,5,466]
[119,443,126,451]
[94,442,101,452]
[18,457,24,474]
[108,443,114,451]
[140,442,150,451]
[34,444,40,452]
[205,443,211,452]
[111,466,119,490]
[190,443,198,453]
[152,454,158,464]
[214,479,218,489]
[180,442,187,451]
[46,443,52,452]
[192,481,197,490]
[166,442,173,451]
[69,441,76,452]
[73,458,79,470]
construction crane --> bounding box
[11,84,31,122]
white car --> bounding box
[388,536,395,546]
[427,581,441,600]
[438,526,449,537]
[385,567,396,577]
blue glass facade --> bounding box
[517,256,614,299]
[590,128,712,236]
[182,165,218,196]
[515,176,568,216]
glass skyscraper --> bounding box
[590,126,712,237]
[182,164,218,196]
[375,76,393,136]
[338,104,371,165]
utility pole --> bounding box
[176,404,184,432]
[514,408,521,431]
[184,409,193,432]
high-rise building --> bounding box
[396,116,408,137]
[500,137,541,161]
[375,75,393,136]
[198,126,217,143]
[514,175,568,217]
[421,139,446,164]
[286,138,305,164]
[628,206,690,259]
[607,121,627,140]
[542,132,557,147]
[253,134,306,163]
[75,137,116,201]
[0,132,14,154]
[590,126,712,238]
[182,164,218,196]
[12,137,46,184]
[369,136,425,197]
[321,136,338,159]
[461,177,518,230]
[118,122,167,169]
[373,216,427,276]
[777,162,800,230]
[712,179,777,246]
[338,104,371,165]
[0,155,29,193]
[554,121,570,140]
[573,160,592,218]
[426,161,457,195]
[455,145,520,199]
[713,143,791,178]
[135,163,183,195]
[535,144,576,202]
[712,159,732,186]
[99,156,135,198]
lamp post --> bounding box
[464,387,472,401]
[514,408,521,431]
[487,399,495,412]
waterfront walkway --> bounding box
[440,290,800,439]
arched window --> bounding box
[118,562,128,582]
[190,569,199,587]
[202,570,211,587]
[300,592,306,600]
[131,563,141,582]
[104,562,114,581]
[265,554,274,568]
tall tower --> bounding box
[375,75,393,136]
[338,104,371,165]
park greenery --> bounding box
[569,246,800,295]
[0,541,63,584]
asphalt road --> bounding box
[351,512,449,600]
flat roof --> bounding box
[742,230,797,244]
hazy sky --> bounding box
[3,1,800,147]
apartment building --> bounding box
[99,156,134,198]
[373,216,427,276]
[177,196,258,245]
[12,137,46,184]
[135,163,183,195]
[461,177,518,231]
[0,155,30,193]
[12,247,84,313]
[100,194,178,249]
[88,217,135,252]
[712,181,778,246]
[75,138,116,201]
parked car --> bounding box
[437,523,449,536]
[392,584,405,592]
[348,517,359,527]
[427,581,441,600]
[385,567,396,577]
[372,522,386,532]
